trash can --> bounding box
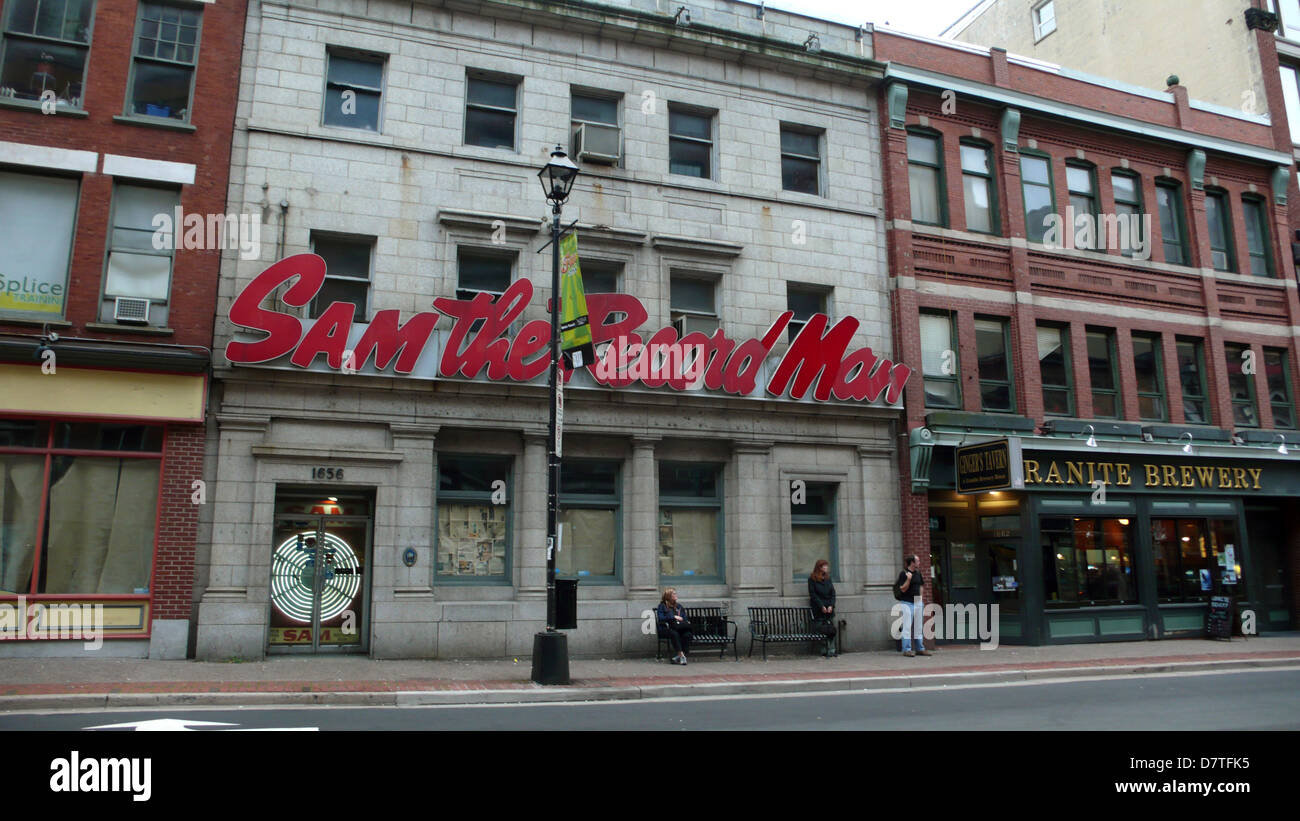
[556,578,578,629]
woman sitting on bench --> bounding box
[656,587,693,665]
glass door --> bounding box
[269,493,371,653]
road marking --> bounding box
[85,717,317,731]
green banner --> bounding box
[559,231,595,369]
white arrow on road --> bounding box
[85,718,317,731]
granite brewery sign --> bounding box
[224,254,913,403]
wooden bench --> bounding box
[747,606,833,660]
[656,606,738,660]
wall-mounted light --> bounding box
[1083,424,1097,448]
[803,33,821,53]
[1275,433,1289,455]
[1118,518,1130,526]
[1180,432,1194,455]
[674,5,690,26]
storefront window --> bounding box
[1152,518,1245,602]
[658,463,722,581]
[557,460,619,580]
[436,455,510,580]
[791,482,836,579]
[1040,516,1136,605]
[0,420,161,595]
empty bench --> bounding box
[656,606,738,660]
[747,606,832,660]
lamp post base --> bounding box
[530,631,570,685]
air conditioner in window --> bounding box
[573,122,620,164]
[113,297,151,324]
[672,313,719,338]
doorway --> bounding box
[268,489,373,653]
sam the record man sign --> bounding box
[956,438,1025,494]
[223,254,913,404]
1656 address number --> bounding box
[311,467,344,480]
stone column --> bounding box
[195,413,269,660]
[625,435,661,599]
[517,432,548,599]
[374,423,438,658]
[732,441,779,597]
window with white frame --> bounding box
[0,0,94,109]
[465,73,518,150]
[669,272,718,336]
[0,171,78,320]
[1032,1,1056,40]
[309,233,373,320]
[786,283,827,342]
[103,183,180,326]
[456,248,512,301]
[780,125,822,195]
[668,104,714,179]
[571,91,621,164]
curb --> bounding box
[2,655,1297,712]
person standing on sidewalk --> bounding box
[808,559,837,657]
[895,555,930,657]
[657,587,692,665]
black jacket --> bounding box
[808,576,836,619]
[895,569,922,602]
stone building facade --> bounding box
[195,0,908,659]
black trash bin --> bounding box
[556,578,578,629]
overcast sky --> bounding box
[745,0,978,37]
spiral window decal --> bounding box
[271,531,362,622]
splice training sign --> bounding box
[558,231,595,370]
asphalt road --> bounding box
[3,668,1298,731]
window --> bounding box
[1032,0,1057,40]
[1177,337,1210,424]
[1152,519,1242,602]
[920,311,959,408]
[103,183,180,325]
[571,91,620,163]
[1279,64,1300,144]
[658,463,722,581]
[436,455,511,580]
[1265,348,1296,429]
[1242,197,1273,277]
[0,171,77,320]
[1225,342,1259,428]
[960,142,997,233]
[1277,0,1300,42]
[127,2,200,121]
[323,50,383,131]
[464,73,517,150]
[1111,172,1143,257]
[668,105,713,179]
[907,131,944,226]
[780,125,821,195]
[791,482,836,579]
[1040,517,1136,606]
[975,316,1013,412]
[0,421,162,595]
[456,248,511,301]
[578,259,620,294]
[1204,190,1234,272]
[1132,333,1166,421]
[1020,153,1054,243]
[669,273,718,335]
[1086,328,1120,418]
[309,234,372,320]
[786,284,827,342]
[1066,163,1097,249]
[0,0,93,109]
[557,460,620,580]
[1155,181,1188,265]
[1037,324,1073,416]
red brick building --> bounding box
[0,0,247,657]
[875,28,1300,644]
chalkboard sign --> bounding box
[1206,595,1233,640]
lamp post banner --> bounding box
[558,231,595,370]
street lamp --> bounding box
[532,145,579,685]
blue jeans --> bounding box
[899,599,926,653]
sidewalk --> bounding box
[2,635,1298,711]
